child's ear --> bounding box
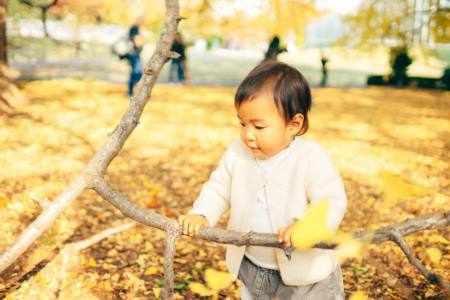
[288,114,304,135]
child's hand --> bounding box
[277,223,296,247]
[178,214,208,236]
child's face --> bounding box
[236,96,303,160]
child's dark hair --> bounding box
[235,61,312,135]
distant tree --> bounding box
[17,0,59,37]
[267,0,318,46]
[341,0,450,48]
[0,0,28,114]
[180,0,319,47]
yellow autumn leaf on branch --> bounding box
[291,200,332,250]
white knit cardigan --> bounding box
[189,138,347,285]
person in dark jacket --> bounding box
[263,36,287,62]
[391,47,412,87]
[169,32,187,83]
[320,50,329,87]
[127,17,143,96]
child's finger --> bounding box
[194,223,203,235]
[278,228,286,243]
[283,227,294,246]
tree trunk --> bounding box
[0,0,28,114]
[41,7,48,37]
[0,0,8,64]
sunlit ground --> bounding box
[0,80,448,299]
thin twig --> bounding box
[390,229,450,296]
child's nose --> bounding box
[245,128,255,141]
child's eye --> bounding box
[255,125,266,130]
[239,122,245,127]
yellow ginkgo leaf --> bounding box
[379,171,424,204]
[101,281,114,291]
[145,266,158,275]
[425,247,442,265]
[153,287,161,298]
[204,269,233,291]
[87,257,97,267]
[149,188,159,197]
[349,291,368,300]
[0,198,9,209]
[189,282,215,296]
[291,200,332,250]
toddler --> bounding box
[179,61,347,299]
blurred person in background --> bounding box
[169,32,187,83]
[127,17,144,96]
[320,50,329,87]
[263,36,287,62]
[390,47,413,87]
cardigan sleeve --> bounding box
[188,146,234,226]
[305,144,347,231]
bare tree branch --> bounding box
[93,178,177,232]
[162,229,179,299]
[0,0,180,274]
[1,0,448,298]
[18,0,58,9]
[0,177,87,273]
[71,222,136,251]
[355,212,450,243]
[93,175,450,297]
[18,0,59,37]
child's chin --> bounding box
[252,153,268,160]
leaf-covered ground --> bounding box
[0,80,448,299]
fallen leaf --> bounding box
[425,247,442,266]
[163,207,177,218]
[145,266,158,275]
[146,197,160,208]
[189,282,215,296]
[204,268,233,291]
[349,291,368,300]
[153,287,161,298]
[87,257,97,267]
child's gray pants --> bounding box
[238,256,345,300]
